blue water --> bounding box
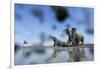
[15,46,94,65]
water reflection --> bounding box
[14,4,94,65]
[15,45,94,65]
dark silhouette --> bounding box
[51,6,69,22]
[50,36,66,47]
[71,27,84,46]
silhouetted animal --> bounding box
[64,27,84,46]
[71,27,84,46]
[50,36,66,47]
[64,28,72,45]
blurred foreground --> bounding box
[15,44,94,65]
